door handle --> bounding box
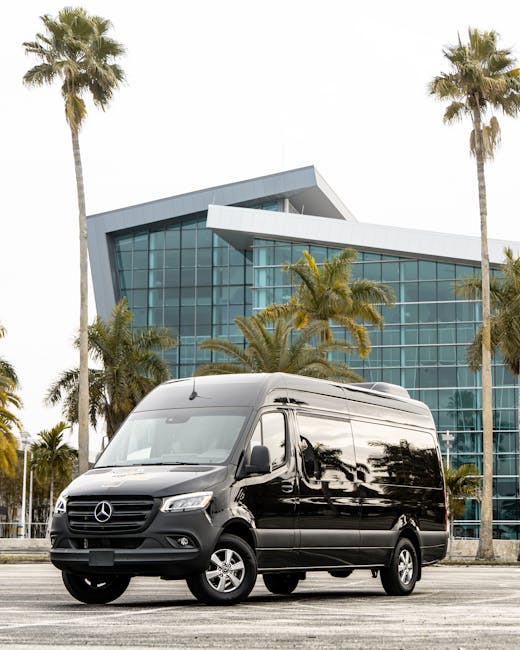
[281,481,294,494]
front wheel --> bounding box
[263,573,300,595]
[186,533,257,605]
[62,572,130,604]
[380,538,418,596]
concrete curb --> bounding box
[0,553,49,564]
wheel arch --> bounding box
[220,518,257,552]
[398,527,422,581]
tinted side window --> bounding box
[296,414,355,482]
[352,420,441,487]
[250,412,286,469]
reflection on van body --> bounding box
[50,373,448,605]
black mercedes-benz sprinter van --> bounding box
[50,373,448,605]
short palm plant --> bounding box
[196,314,362,382]
[444,462,481,541]
[0,325,21,475]
[30,422,77,513]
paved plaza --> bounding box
[0,564,519,649]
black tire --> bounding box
[186,533,257,605]
[62,572,130,604]
[329,569,353,578]
[263,573,300,595]
[380,538,418,596]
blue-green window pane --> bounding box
[456,264,475,279]
[115,235,132,252]
[214,267,229,285]
[214,247,229,266]
[403,283,418,302]
[419,282,436,301]
[457,324,476,343]
[438,366,457,386]
[165,269,180,286]
[133,233,148,251]
[165,251,180,268]
[165,228,180,249]
[198,268,212,285]
[419,303,436,324]
[148,307,163,326]
[420,346,437,366]
[381,368,400,384]
[381,305,399,324]
[363,263,381,281]
[180,289,195,306]
[132,308,147,327]
[149,231,164,250]
[403,325,418,345]
[230,286,244,305]
[438,303,455,323]
[149,270,163,288]
[419,325,437,344]
[457,367,478,386]
[382,347,400,366]
[229,267,244,284]
[274,245,292,265]
[229,248,245,266]
[439,346,457,365]
[419,367,437,388]
[401,261,418,280]
[197,228,213,247]
[456,302,477,322]
[403,304,418,323]
[437,263,455,280]
[119,269,132,290]
[133,251,148,269]
[182,249,196,267]
[165,288,179,306]
[116,251,132,270]
[292,245,308,261]
[182,268,196,285]
[382,262,399,282]
[438,325,456,344]
[197,248,212,267]
[149,288,162,308]
[181,228,196,248]
[418,260,436,280]
[437,281,455,301]
[404,347,418,364]
[495,454,519,474]
[149,250,164,270]
[164,308,178,328]
[133,270,148,288]
[383,326,400,345]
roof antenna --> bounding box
[189,375,198,401]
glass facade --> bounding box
[111,220,519,539]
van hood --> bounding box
[63,465,228,498]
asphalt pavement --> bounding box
[0,564,519,649]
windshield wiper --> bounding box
[138,461,200,466]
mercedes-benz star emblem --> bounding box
[94,501,113,523]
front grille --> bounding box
[67,496,156,533]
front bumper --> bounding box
[50,508,220,577]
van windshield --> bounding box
[96,406,252,467]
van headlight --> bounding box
[54,493,67,514]
[160,491,213,512]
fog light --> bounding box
[178,536,189,547]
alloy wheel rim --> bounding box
[398,548,414,585]
[206,548,245,593]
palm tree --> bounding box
[443,462,481,542]
[47,298,175,440]
[430,29,520,560]
[30,422,77,514]
[0,325,21,475]
[23,8,126,474]
[458,247,520,439]
[261,249,395,355]
[196,314,362,382]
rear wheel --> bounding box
[186,533,257,605]
[380,538,418,596]
[263,573,300,595]
[62,572,130,604]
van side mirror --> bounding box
[244,445,271,475]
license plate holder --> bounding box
[89,550,114,567]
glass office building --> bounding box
[89,166,519,539]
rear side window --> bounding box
[250,412,287,469]
[352,419,442,487]
[296,414,355,483]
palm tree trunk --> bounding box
[472,104,495,561]
[71,127,89,474]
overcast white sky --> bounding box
[2,0,520,455]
